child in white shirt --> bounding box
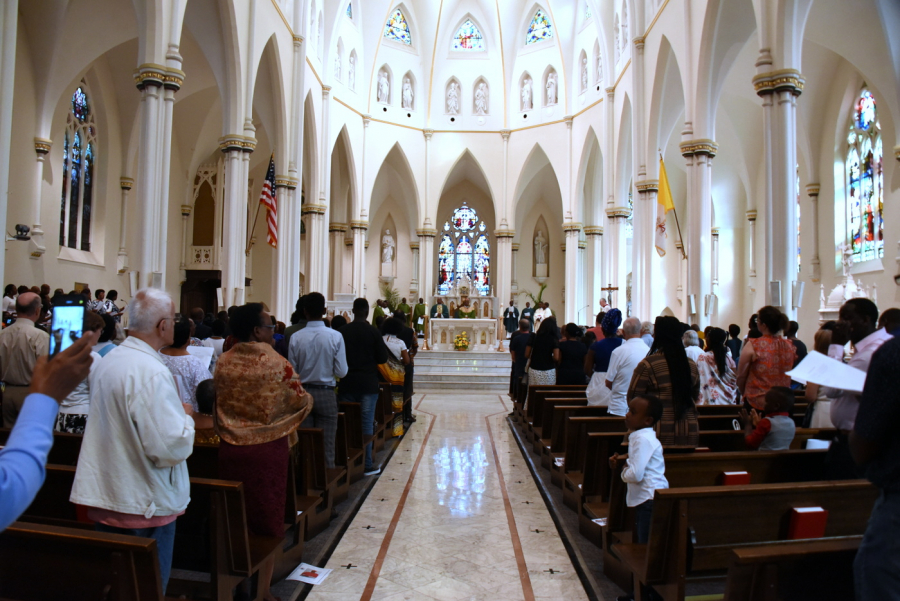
[609,394,668,601]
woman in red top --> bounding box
[736,306,797,411]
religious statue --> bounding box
[377,70,390,104]
[622,4,629,51]
[597,55,603,83]
[521,77,533,111]
[474,82,488,115]
[546,73,558,106]
[334,53,341,80]
[581,57,588,92]
[447,81,460,115]
[381,229,395,263]
[534,230,548,265]
[840,241,854,277]
[348,55,356,90]
[402,77,414,109]
[456,296,478,319]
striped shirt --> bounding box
[627,353,700,446]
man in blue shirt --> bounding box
[0,329,98,531]
[289,292,348,469]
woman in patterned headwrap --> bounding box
[584,309,623,406]
[627,315,700,446]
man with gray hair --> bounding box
[640,321,654,348]
[0,292,49,427]
[71,288,194,591]
[683,329,704,363]
[604,317,649,416]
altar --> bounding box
[429,318,498,351]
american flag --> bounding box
[259,155,277,247]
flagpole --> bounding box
[658,150,687,260]
[246,203,262,256]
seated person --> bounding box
[456,296,477,318]
[740,386,796,451]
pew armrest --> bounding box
[612,542,648,581]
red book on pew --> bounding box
[694,447,711,453]
[719,471,751,485]
[788,507,829,539]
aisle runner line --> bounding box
[359,395,436,601]
[486,395,536,601]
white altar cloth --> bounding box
[429,318,497,351]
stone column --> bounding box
[301,203,327,294]
[578,240,587,323]
[747,209,758,286]
[633,180,658,318]
[410,241,420,296]
[605,210,628,309]
[753,68,804,317]
[511,243,519,295]
[564,223,582,323]
[349,220,367,297]
[29,138,51,257]
[680,139,717,327]
[806,184,820,282]
[495,231,514,306]
[0,1,16,285]
[275,176,299,321]
[584,226,603,314]
[417,225,437,299]
[220,136,253,306]
[710,227,720,318]
[117,178,133,273]
[329,222,348,297]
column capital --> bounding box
[605,87,615,100]
[500,129,511,140]
[292,35,305,46]
[633,36,645,49]
[416,227,437,237]
[511,243,520,252]
[805,183,820,197]
[680,139,718,157]
[752,69,804,97]
[409,241,420,250]
[635,179,659,192]
[578,241,587,250]
[120,177,135,190]
[363,114,372,127]
[322,85,332,99]
[563,222,583,233]
[329,222,348,233]
[218,135,256,153]
[275,175,299,189]
[423,128,434,140]
[494,229,516,238]
[746,209,758,221]
[711,227,720,236]
[133,63,184,91]
[350,220,369,230]
[584,225,604,236]
[564,116,574,128]
[606,208,630,219]
[893,144,900,162]
[180,204,192,217]
[345,238,354,247]
[302,204,328,215]
[33,137,52,154]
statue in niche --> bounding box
[334,53,341,80]
[546,72,558,106]
[474,82,488,115]
[614,15,621,61]
[382,229,395,263]
[534,230,548,265]
[597,55,603,84]
[402,77,414,109]
[377,70,390,104]
[622,4,629,51]
[447,81,460,115]
[521,77,533,111]
[840,242,854,277]
[581,57,588,91]
[348,55,356,90]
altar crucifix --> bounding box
[601,283,619,306]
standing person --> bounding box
[804,328,835,428]
[2,284,16,315]
[877,308,900,337]
[372,299,386,325]
[521,301,535,332]
[0,293,50,427]
[586,312,606,341]
[289,292,348,469]
[93,289,113,316]
[533,302,551,330]
[726,324,742,358]
[54,311,104,433]
[786,320,808,365]
[283,295,308,350]
[70,288,194,592]
[682,330,704,363]
[509,319,531,399]
[605,317,650,416]
[215,302,312,601]
[697,327,738,405]
[525,317,560,385]
[191,308,212,339]
[393,310,418,423]
[339,298,389,476]
[627,315,701,446]
[397,298,412,325]
[640,321,654,348]
[823,298,892,479]
[430,298,449,319]
[412,297,427,336]
[584,309,624,407]
[558,323,588,385]
[598,298,610,314]
[503,300,519,339]
[608,394,668,601]
[736,306,797,412]
[201,319,227,373]
[380,317,411,432]
[159,318,213,411]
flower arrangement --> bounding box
[454,331,469,351]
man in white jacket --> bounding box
[71,288,194,590]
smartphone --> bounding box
[50,294,86,358]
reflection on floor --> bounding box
[303,393,590,601]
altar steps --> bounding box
[414,350,511,392]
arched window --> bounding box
[383,8,412,45]
[453,19,484,51]
[845,87,883,263]
[526,9,553,45]
[346,3,352,18]
[437,202,491,296]
[59,84,97,251]
[584,1,592,21]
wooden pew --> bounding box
[723,536,861,601]
[524,385,587,441]
[544,405,609,479]
[533,397,589,455]
[338,401,366,484]
[0,521,167,600]
[0,427,82,466]
[610,480,876,601]
[295,428,347,534]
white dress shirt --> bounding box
[288,321,349,386]
[622,426,668,507]
[605,337,650,416]
[684,345,704,363]
[826,327,893,431]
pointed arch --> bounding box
[513,143,564,224]
[576,127,603,225]
[251,35,289,171]
[616,94,634,205]
[451,15,486,52]
[437,149,496,215]
[369,142,420,239]
[525,6,554,45]
[301,92,318,206]
[330,125,358,224]
[383,4,412,46]
[646,35,686,169]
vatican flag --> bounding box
[655,157,676,257]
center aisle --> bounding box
[304,393,590,601]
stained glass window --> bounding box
[584,2,592,21]
[436,203,491,296]
[624,183,634,238]
[59,84,97,251]
[453,19,484,51]
[526,9,553,45]
[845,87,883,263]
[383,8,412,45]
[346,3,352,18]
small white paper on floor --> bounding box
[592,518,607,526]
[286,563,332,585]
[785,350,866,392]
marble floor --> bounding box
[304,393,591,601]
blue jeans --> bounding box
[633,499,654,544]
[96,519,177,592]
[338,392,378,470]
[856,490,900,600]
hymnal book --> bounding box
[287,563,332,585]
[719,471,751,486]
[788,507,828,539]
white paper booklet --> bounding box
[186,345,215,370]
[785,350,867,393]
[286,563,332,585]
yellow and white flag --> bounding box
[655,157,675,257]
